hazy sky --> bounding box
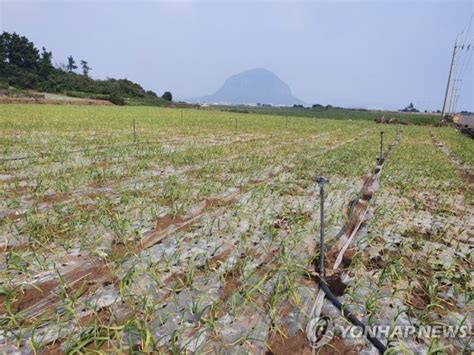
[1,0,472,111]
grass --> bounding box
[432,126,474,166]
[0,104,471,353]
[216,105,443,125]
[345,126,472,351]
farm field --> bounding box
[0,105,472,354]
[218,105,442,126]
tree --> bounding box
[0,32,39,69]
[40,47,52,67]
[0,32,41,87]
[38,47,53,79]
[67,55,77,72]
[0,31,166,104]
[400,102,419,112]
[162,91,172,101]
[0,34,6,77]
[80,60,91,77]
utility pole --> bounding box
[441,39,458,119]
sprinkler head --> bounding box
[315,176,329,186]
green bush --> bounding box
[108,93,125,106]
[162,91,172,101]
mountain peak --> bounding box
[194,68,303,106]
[236,67,274,75]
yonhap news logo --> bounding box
[306,316,335,349]
[306,317,470,349]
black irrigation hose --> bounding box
[315,274,388,353]
[314,177,387,352]
[315,191,388,353]
[313,132,402,354]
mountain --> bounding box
[193,68,303,106]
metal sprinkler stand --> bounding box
[312,175,388,353]
[378,131,384,164]
[315,176,329,277]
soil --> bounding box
[220,270,241,300]
[366,255,384,270]
[42,192,71,204]
[406,285,430,310]
[266,330,312,355]
[317,337,363,354]
[0,257,112,322]
[39,342,63,355]
[325,274,347,296]
[324,246,340,272]
[341,249,356,268]
[155,214,187,230]
[142,190,241,249]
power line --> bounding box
[451,41,473,113]
[450,14,473,113]
[441,15,473,117]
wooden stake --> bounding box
[133,119,136,143]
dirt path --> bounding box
[430,131,473,190]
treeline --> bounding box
[0,32,171,105]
